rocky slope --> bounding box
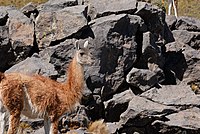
[0,0,200,133]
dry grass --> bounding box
[0,0,47,8]
[152,0,200,19]
[0,0,199,19]
[178,0,200,19]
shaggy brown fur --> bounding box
[87,120,109,134]
[0,41,93,134]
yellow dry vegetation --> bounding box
[0,0,48,8]
[152,0,200,19]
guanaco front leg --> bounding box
[7,113,20,134]
[50,120,59,134]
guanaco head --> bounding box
[75,40,94,65]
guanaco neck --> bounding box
[65,54,84,94]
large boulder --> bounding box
[117,95,176,133]
[175,16,200,32]
[153,107,200,133]
[126,67,161,91]
[141,84,200,106]
[87,14,144,98]
[37,0,78,11]
[35,5,88,48]
[104,89,135,122]
[0,7,35,66]
[6,53,58,77]
[85,0,137,19]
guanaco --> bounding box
[0,40,94,134]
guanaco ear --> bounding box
[74,40,80,50]
[83,40,89,48]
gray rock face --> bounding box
[126,67,160,91]
[175,16,200,32]
[6,7,34,47]
[38,0,78,11]
[165,107,200,129]
[104,89,135,122]
[86,0,137,19]
[153,107,200,133]
[35,5,88,48]
[141,84,200,106]
[6,54,58,77]
[21,2,39,18]
[118,95,176,133]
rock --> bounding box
[135,2,174,44]
[106,122,119,134]
[135,2,164,34]
[164,107,200,130]
[32,127,45,134]
[172,30,200,50]
[175,16,200,32]
[35,5,88,48]
[6,53,58,77]
[165,15,177,30]
[104,89,135,122]
[126,67,161,91]
[5,7,35,62]
[0,25,16,71]
[153,107,200,133]
[118,95,176,133]
[87,14,142,98]
[39,39,74,77]
[136,31,164,70]
[21,2,39,19]
[38,0,78,11]
[141,84,200,106]
[85,0,137,19]
[128,14,147,33]
[162,50,187,84]
[6,7,34,46]
[0,8,8,26]
[66,128,87,134]
[59,105,89,133]
[164,37,200,84]
[182,45,200,83]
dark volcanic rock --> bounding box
[87,14,141,98]
[0,25,16,71]
[104,89,134,122]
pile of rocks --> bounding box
[0,0,200,133]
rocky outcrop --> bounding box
[0,0,200,134]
